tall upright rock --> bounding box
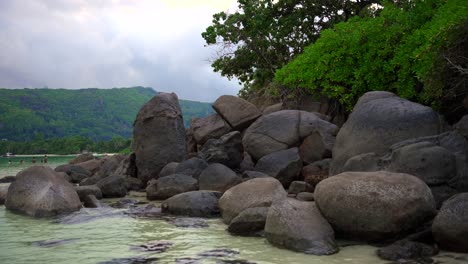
[133,93,187,184]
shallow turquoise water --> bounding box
[0,155,75,177]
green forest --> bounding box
[203,0,467,122]
[0,87,213,154]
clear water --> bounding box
[0,159,467,264]
[0,155,76,178]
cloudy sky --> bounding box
[0,0,240,102]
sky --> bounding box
[0,0,240,102]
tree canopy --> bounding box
[202,0,381,97]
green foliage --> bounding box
[276,0,468,111]
[202,0,381,98]
[0,87,214,141]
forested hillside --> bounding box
[0,87,213,141]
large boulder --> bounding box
[454,115,468,139]
[213,95,261,130]
[191,113,232,145]
[74,185,103,200]
[113,153,137,179]
[174,157,208,179]
[199,163,242,193]
[5,166,82,217]
[299,131,334,164]
[265,199,338,255]
[73,159,101,175]
[228,207,268,236]
[133,93,187,184]
[0,186,8,205]
[161,191,222,217]
[254,148,302,187]
[432,193,468,253]
[218,177,287,224]
[93,155,126,178]
[55,164,91,177]
[198,131,244,169]
[330,91,445,174]
[243,110,338,160]
[159,162,179,178]
[315,171,436,241]
[96,175,127,198]
[69,153,94,164]
[146,174,198,200]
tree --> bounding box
[202,0,381,97]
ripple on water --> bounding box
[0,205,467,264]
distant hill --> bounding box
[0,87,213,141]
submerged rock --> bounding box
[6,166,82,217]
[198,248,240,258]
[168,217,209,228]
[265,199,338,255]
[29,238,80,248]
[56,207,124,224]
[97,257,159,264]
[130,240,173,253]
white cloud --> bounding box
[0,0,239,102]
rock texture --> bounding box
[5,166,82,217]
[198,131,244,169]
[199,163,242,192]
[174,158,208,179]
[243,110,337,160]
[299,131,334,164]
[161,191,222,217]
[432,193,468,253]
[218,177,287,224]
[74,185,103,200]
[159,162,179,178]
[254,148,302,187]
[213,95,261,130]
[330,91,444,175]
[191,113,232,145]
[96,175,127,198]
[228,207,268,235]
[314,171,436,241]
[146,174,198,200]
[265,199,338,255]
[454,115,468,139]
[133,93,187,184]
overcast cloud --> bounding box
[0,0,239,102]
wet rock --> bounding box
[169,217,209,228]
[315,171,436,241]
[213,95,261,130]
[30,238,80,247]
[109,198,142,209]
[198,131,244,169]
[191,113,232,145]
[243,110,338,160]
[82,195,103,208]
[0,186,8,205]
[254,148,302,187]
[133,92,187,184]
[199,163,242,193]
[241,171,270,181]
[330,91,444,175]
[126,204,163,219]
[69,153,94,164]
[74,185,102,200]
[162,190,221,217]
[174,158,208,179]
[265,199,338,255]
[97,256,159,264]
[130,240,173,253]
[218,177,287,224]
[376,240,438,262]
[228,207,268,236]
[0,175,15,183]
[296,192,314,201]
[96,175,127,198]
[146,174,198,200]
[6,166,82,217]
[288,181,313,195]
[198,248,240,258]
[299,131,334,164]
[432,193,468,253]
[159,162,179,178]
[175,257,202,264]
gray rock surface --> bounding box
[159,162,179,178]
[288,181,314,194]
[96,175,127,198]
[198,131,244,169]
[228,207,268,235]
[191,113,232,145]
[69,153,94,164]
[330,91,444,175]
[241,171,270,181]
[454,115,468,139]
[161,190,222,217]
[74,185,103,200]
[254,148,302,187]
[218,177,287,224]
[296,192,314,201]
[5,166,82,217]
[0,186,8,205]
[243,110,338,160]
[299,131,334,164]
[432,193,468,253]
[213,95,261,130]
[133,93,187,184]
[174,158,208,179]
[146,174,198,200]
[315,171,436,241]
[265,199,338,255]
[199,163,242,193]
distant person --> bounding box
[8,159,12,164]
[20,160,24,164]
[44,155,48,163]
[31,157,36,163]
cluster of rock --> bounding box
[2,91,467,260]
